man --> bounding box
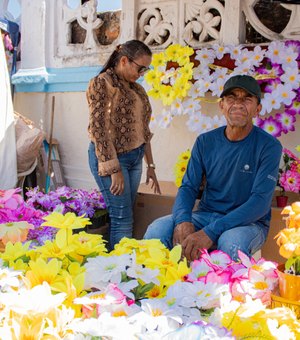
[144,75,282,262]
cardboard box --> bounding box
[133,181,177,239]
[261,207,286,264]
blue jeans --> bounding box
[88,142,144,249]
[144,210,269,261]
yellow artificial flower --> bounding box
[281,201,300,229]
[296,144,300,152]
[42,211,91,230]
[147,87,162,100]
[68,231,107,263]
[144,69,163,86]
[151,52,166,68]
[25,257,62,288]
[0,241,32,264]
[0,221,34,245]
[9,258,29,272]
[275,227,300,259]
[145,44,194,106]
[144,245,190,288]
[160,85,176,106]
[145,283,166,299]
[51,270,85,316]
[174,149,191,187]
[112,237,167,263]
[35,239,74,260]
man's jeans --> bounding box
[144,210,269,261]
[88,142,144,249]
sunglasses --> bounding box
[127,57,150,74]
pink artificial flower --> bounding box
[260,116,283,137]
[282,148,300,163]
[279,169,300,193]
[199,249,233,271]
[0,188,23,210]
[205,269,233,285]
[186,258,212,282]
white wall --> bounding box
[13,91,300,190]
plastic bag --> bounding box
[14,112,45,174]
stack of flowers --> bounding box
[174,149,191,187]
[278,146,300,195]
[275,202,300,276]
[145,40,300,137]
[26,186,107,219]
[1,188,300,338]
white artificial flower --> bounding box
[195,47,215,65]
[212,43,229,60]
[186,114,213,134]
[280,67,300,88]
[192,64,210,80]
[83,254,131,289]
[0,267,24,293]
[251,45,265,66]
[182,98,201,115]
[193,78,212,97]
[275,83,297,106]
[211,114,226,129]
[170,99,184,116]
[227,44,243,60]
[210,78,225,97]
[211,66,228,82]
[0,282,66,315]
[279,47,298,71]
[157,110,173,129]
[265,41,286,64]
[149,113,158,130]
[261,91,282,114]
[126,264,159,285]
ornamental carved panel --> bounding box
[136,1,176,48]
[181,0,225,47]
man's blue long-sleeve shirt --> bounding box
[172,126,282,243]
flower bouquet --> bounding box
[276,146,300,207]
[25,186,107,219]
[275,202,300,302]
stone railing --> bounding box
[3,0,298,69]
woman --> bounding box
[87,40,161,250]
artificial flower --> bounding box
[0,221,34,245]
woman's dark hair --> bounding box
[100,40,152,74]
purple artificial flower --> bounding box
[25,186,107,219]
[275,112,296,134]
[260,116,283,137]
[285,99,300,116]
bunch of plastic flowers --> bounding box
[275,202,300,275]
[26,186,107,219]
[0,188,54,246]
[278,145,300,195]
[174,149,191,187]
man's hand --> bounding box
[181,229,214,262]
[173,222,195,246]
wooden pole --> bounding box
[45,96,55,193]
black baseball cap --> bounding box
[220,75,261,102]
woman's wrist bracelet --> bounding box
[147,163,156,169]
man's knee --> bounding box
[143,214,175,249]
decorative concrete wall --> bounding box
[1,0,300,189]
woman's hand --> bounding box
[110,171,124,195]
[146,168,161,194]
